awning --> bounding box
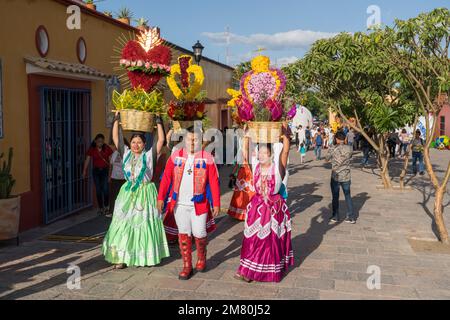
[24,56,113,80]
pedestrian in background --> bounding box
[346,129,355,150]
[299,142,306,164]
[387,130,400,159]
[313,129,323,160]
[411,129,425,176]
[326,131,356,224]
[399,128,410,158]
[305,126,312,151]
[83,134,113,215]
[108,144,126,218]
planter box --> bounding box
[0,196,21,241]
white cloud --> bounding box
[275,56,299,67]
[202,29,337,51]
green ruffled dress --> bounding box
[102,146,170,266]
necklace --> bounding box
[186,157,194,175]
[130,155,140,180]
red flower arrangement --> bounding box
[168,100,206,121]
[120,29,172,92]
[179,56,191,93]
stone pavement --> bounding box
[1,148,450,300]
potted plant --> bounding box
[226,55,297,143]
[135,17,149,31]
[0,148,20,244]
[112,88,165,132]
[84,0,96,11]
[116,7,133,25]
[103,11,113,18]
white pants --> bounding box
[174,204,207,238]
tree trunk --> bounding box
[399,119,418,190]
[423,136,450,244]
[379,154,392,189]
[434,185,450,244]
[399,153,410,190]
[378,136,392,189]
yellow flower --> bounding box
[227,88,241,98]
[167,64,183,99]
[166,56,205,101]
[185,64,205,100]
[196,111,204,118]
[251,55,270,73]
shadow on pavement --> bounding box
[287,183,323,217]
[287,191,370,276]
[0,243,109,299]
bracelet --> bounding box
[155,115,163,125]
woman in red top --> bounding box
[83,134,113,215]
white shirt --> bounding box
[123,146,154,182]
[110,151,125,180]
[251,142,287,196]
[298,128,306,143]
[177,154,195,205]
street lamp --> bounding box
[192,40,204,65]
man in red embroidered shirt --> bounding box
[157,126,220,280]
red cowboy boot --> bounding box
[194,237,208,272]
[178,234,193,280]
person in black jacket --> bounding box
[387,130,401,159]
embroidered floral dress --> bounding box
[237,161,294,282]
[102,146,170,266]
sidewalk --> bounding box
[1,148,450,300]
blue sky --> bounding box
[96,0,448,66]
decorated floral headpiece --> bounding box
[166,55,207,121]
[227,55,295,122]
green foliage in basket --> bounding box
[112,88,165,113]
[194,90,208,102]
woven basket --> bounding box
[247,121,282,143]
[172,120,203,132]
[117,110,154,132]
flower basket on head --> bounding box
[247,121,283,144]
[172,120,195,132]
[226,55,297,143]
[119,109,154,132]
[166,55,209,132]
[112,87,165,133]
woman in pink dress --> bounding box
[235,125,294,283]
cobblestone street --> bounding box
[1,148,450,300]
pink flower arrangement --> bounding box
[247,72,277,104]
[227,55,297,125]
[237,97,255,121]
[286,104,297,120]
[265,99,283,121]
[120,59,171,75]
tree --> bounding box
[299,32,417,189]
[378,8,450,243]
[232,61,251,88]
[282,62,304,104]
[282,61,328,119]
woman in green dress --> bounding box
[102,112,170,269]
